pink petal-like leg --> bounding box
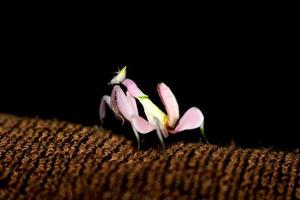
[110,85,118,111]
[157,82,180,128]
[122,79,146,97]
[132,115,155,134]
[132,115,166,149]
[131,115,156,149]
[99,95,111,123]
[171,107,204,133]
[111,86,125,123]
[127,92,138,115]
[115,85,143,148]
[99,87,125,124]
[115,85,137,121]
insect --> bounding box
[100,66,207,149]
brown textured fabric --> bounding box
[0,114,299,200]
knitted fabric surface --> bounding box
[0,114,299,200]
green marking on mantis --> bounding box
[138,95,149,99]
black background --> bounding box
[0,7,298,149]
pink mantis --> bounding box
[100,66,207,149]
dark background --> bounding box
[0,8,298,149]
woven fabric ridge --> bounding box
[0,114,300,200]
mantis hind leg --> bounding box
[200,123,209,144]
[153,117,166,150]
[131,125,141,150]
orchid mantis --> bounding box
[100,66,207,149]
